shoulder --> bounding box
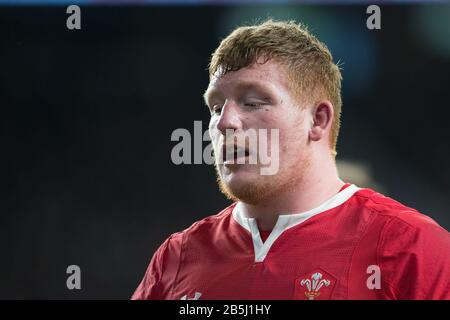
[353,188,450,299]
[353,187,443,229]
[353,187,448,258]
[131,204,237,299]
[163,203,237,247]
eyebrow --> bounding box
[203,88,221,108]
[203,81,273,107]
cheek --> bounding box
[279,119,309,155]
[209,118,217,136]
[209,121,221,150]
[287,109,309,136]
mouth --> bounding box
[221,144,250,164]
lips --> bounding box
[221,144,250,164]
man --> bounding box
[132,20,449,300]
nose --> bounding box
[216,100,243,135]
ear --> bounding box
[309,101,334,142]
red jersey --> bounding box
[132,184,450,300]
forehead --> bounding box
[206,59,290,94]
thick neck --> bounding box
[240,158,344,231]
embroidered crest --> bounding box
[180,292,202,300]
[294,268,337,300]
[300,272,330,299]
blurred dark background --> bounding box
[1,3,449,299]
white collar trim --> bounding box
[232,184,361,262]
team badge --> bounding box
[294,268,337,300]
[180,292,202,300]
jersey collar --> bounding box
[232,184,361,262]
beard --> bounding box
[216,169,274,204]
[215,150,311,205]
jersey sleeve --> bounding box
[379,215,450,299]
[131,232,183,300]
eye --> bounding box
[244,102,263,107]
[244,100,268,108]
[212,104,222,115]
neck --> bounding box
[240,157,344,231]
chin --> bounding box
[220,165,260,187]
[217,167,275,204]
